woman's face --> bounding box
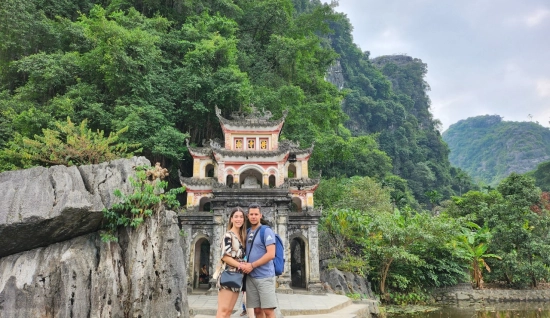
[231,211,245,228]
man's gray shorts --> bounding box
[245,276,278,309]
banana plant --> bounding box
[453,222,501,289]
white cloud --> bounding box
[525,8,550,27]
[369,28,411,55]
[536,78,550,98]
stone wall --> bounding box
[0,158,189,317]
[434,283,550,304]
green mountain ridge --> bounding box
[442,115,550,185]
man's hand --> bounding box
[242,262,254,274]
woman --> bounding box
[215,207,247,318]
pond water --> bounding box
[387,302,550,318]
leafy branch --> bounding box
[101,165,185,242]
[1,117,141,169]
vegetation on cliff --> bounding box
[442,115,550,186]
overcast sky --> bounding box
[329,0,550,132]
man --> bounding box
[242,204,277,318]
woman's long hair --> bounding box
[228,207,247,248]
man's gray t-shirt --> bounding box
[246,226,276,278]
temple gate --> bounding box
[179,107,322,294]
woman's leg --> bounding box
[216,289,240,318]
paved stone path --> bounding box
[189,293,374,318]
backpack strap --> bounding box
[260,226,267,245]
[245,225,263,261]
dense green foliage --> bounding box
[526,160,550,192]
[446,173,550,288]
[443,115,550,186]
[318,176,468,302]
[101,165,185,242]
[317,173,550,301]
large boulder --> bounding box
[320,262,376,299]
[0,209,188,318]
[0,157,150,258]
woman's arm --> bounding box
[221,255,242,269]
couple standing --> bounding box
[215,204,278,318]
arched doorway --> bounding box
[269,175,276,188]
[205,164,215,177]
[291,197,302,212]
[193,238,211,289]
[199,197,211,212]
[226,174,234,187]
[288,164,296,178]
[290,237,307,288]
[240,168,262,188]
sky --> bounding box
[328,0,550,132]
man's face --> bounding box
[248,208,262,226]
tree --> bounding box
[425,190,443,212]
[483,174,550,287]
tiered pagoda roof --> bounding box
[216,106,288,131]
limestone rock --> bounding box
[0,157,150,258]
[320,266,376,300]
[0,209,188,318]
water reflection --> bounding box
[388,302,550,318]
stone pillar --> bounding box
[262,173,269,186]
[275,205,292,293]
[301,160,308,178]
[233,173,240,188]
[180,223,193,294]
[186,193,194,208]
[207,209,226,295]
[307,225,323,293]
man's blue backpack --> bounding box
[250,225,285,276]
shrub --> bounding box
[101,165,185,242]
[0,117,141,169]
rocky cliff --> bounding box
[0,158,189,317]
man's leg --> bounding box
[255,277,277,318]
[246,277,261,315]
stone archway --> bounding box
[288,164,297,178]
[199,197,211,212]
[240,168,262,188]
[193,237,211,289]
[226,174,234,187]
[290,236,307,288]
[291,197,302,212]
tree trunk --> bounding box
[380,258,393,298]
